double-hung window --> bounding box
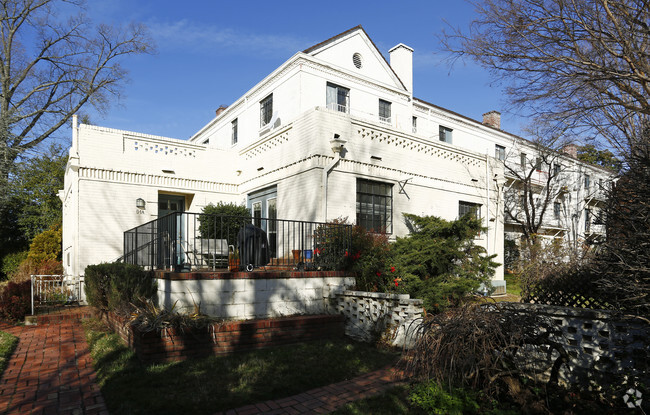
[260,94,273,127]
[495,144,505,161]
[584,174,590,190]
[326,82,350,113]
[520,152,527,168]
[412,116,417,133]
[585,208,591,232]
[356,179,392,233]
[378,99,391,123]
[458,201,481,219]
[554,202,561,218]
[231,119,238,145]
[439,126,453,144]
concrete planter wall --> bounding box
[155,270,355,319]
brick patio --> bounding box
[0,308,108,415]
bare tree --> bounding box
[0,0,154,196]
[441,0,650,158]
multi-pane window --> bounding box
[260,94,273,127]
[458,201,481,219]
[412,116,417,133]
[554,202,561,218]
[584,174,590,189]
[495,144,506,161]
[378,99,391,123]
[534,157,542,171]
[439,126,453,143]
[520,152,527,168]
[356,179,392,233]
[231,119,238,145]
[326,82,350,113]
[585,208,591,232]
[553,163,562,176]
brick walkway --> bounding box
[1,308,406,415]
[0,308,108,415]
[216,367,406,415]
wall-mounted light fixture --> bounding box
[330,133,347,154]
[136,198,146,209]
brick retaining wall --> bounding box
[99,310,344,363]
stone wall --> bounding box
[334,290,424,348]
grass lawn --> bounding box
[330,385,425,415]
[0,330,18,376]
[83,318,399,415]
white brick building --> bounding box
[61,26,613,289]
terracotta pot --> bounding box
[228,258,240,272]
[292,249,301,262]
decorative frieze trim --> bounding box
[77,166,238,193]
[241,124,293,160]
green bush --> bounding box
[27,223,62,264]
[392,214,499,312]
[409,381,480,415]
[198,202,251,245]
[0,280,31,321]
[0,251,28,280]
[84,262,157,314]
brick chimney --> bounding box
[215,105,228,116]
[562,144,578,158]
[482,111,501,129]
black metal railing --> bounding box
[123,212,352,272]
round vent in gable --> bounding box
[352,53,363,69]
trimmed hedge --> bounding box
[85,262,157,314]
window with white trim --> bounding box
[458,201,481,219]
[260,94,273,127]
[495,144,505,161]
[326,82,349,113]
[378,99,391,123]
[231,118,238,145]
[356,179,392,233]
[439,126,453,144]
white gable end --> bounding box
[306,29,405,91]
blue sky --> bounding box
[62,1,525,143]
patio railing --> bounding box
[123,212,352,272]
[31,275,82,315]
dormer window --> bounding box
[260,94,273,128]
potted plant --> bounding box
[228,247,240,272]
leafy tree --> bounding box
[0,0,154,202]
[440,0,649,158]
[8,144,66,241]
[577,144,623,173]
[392,214,498,312]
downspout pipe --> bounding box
[322,135,347,222]
[322,153,341,221]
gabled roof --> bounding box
[303,25,407,92]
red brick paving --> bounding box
[215,366,406,415]
[0,308,108,415]
[2,307,406,415]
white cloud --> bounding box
[147,19,314,58]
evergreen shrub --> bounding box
[85,262,157,314]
